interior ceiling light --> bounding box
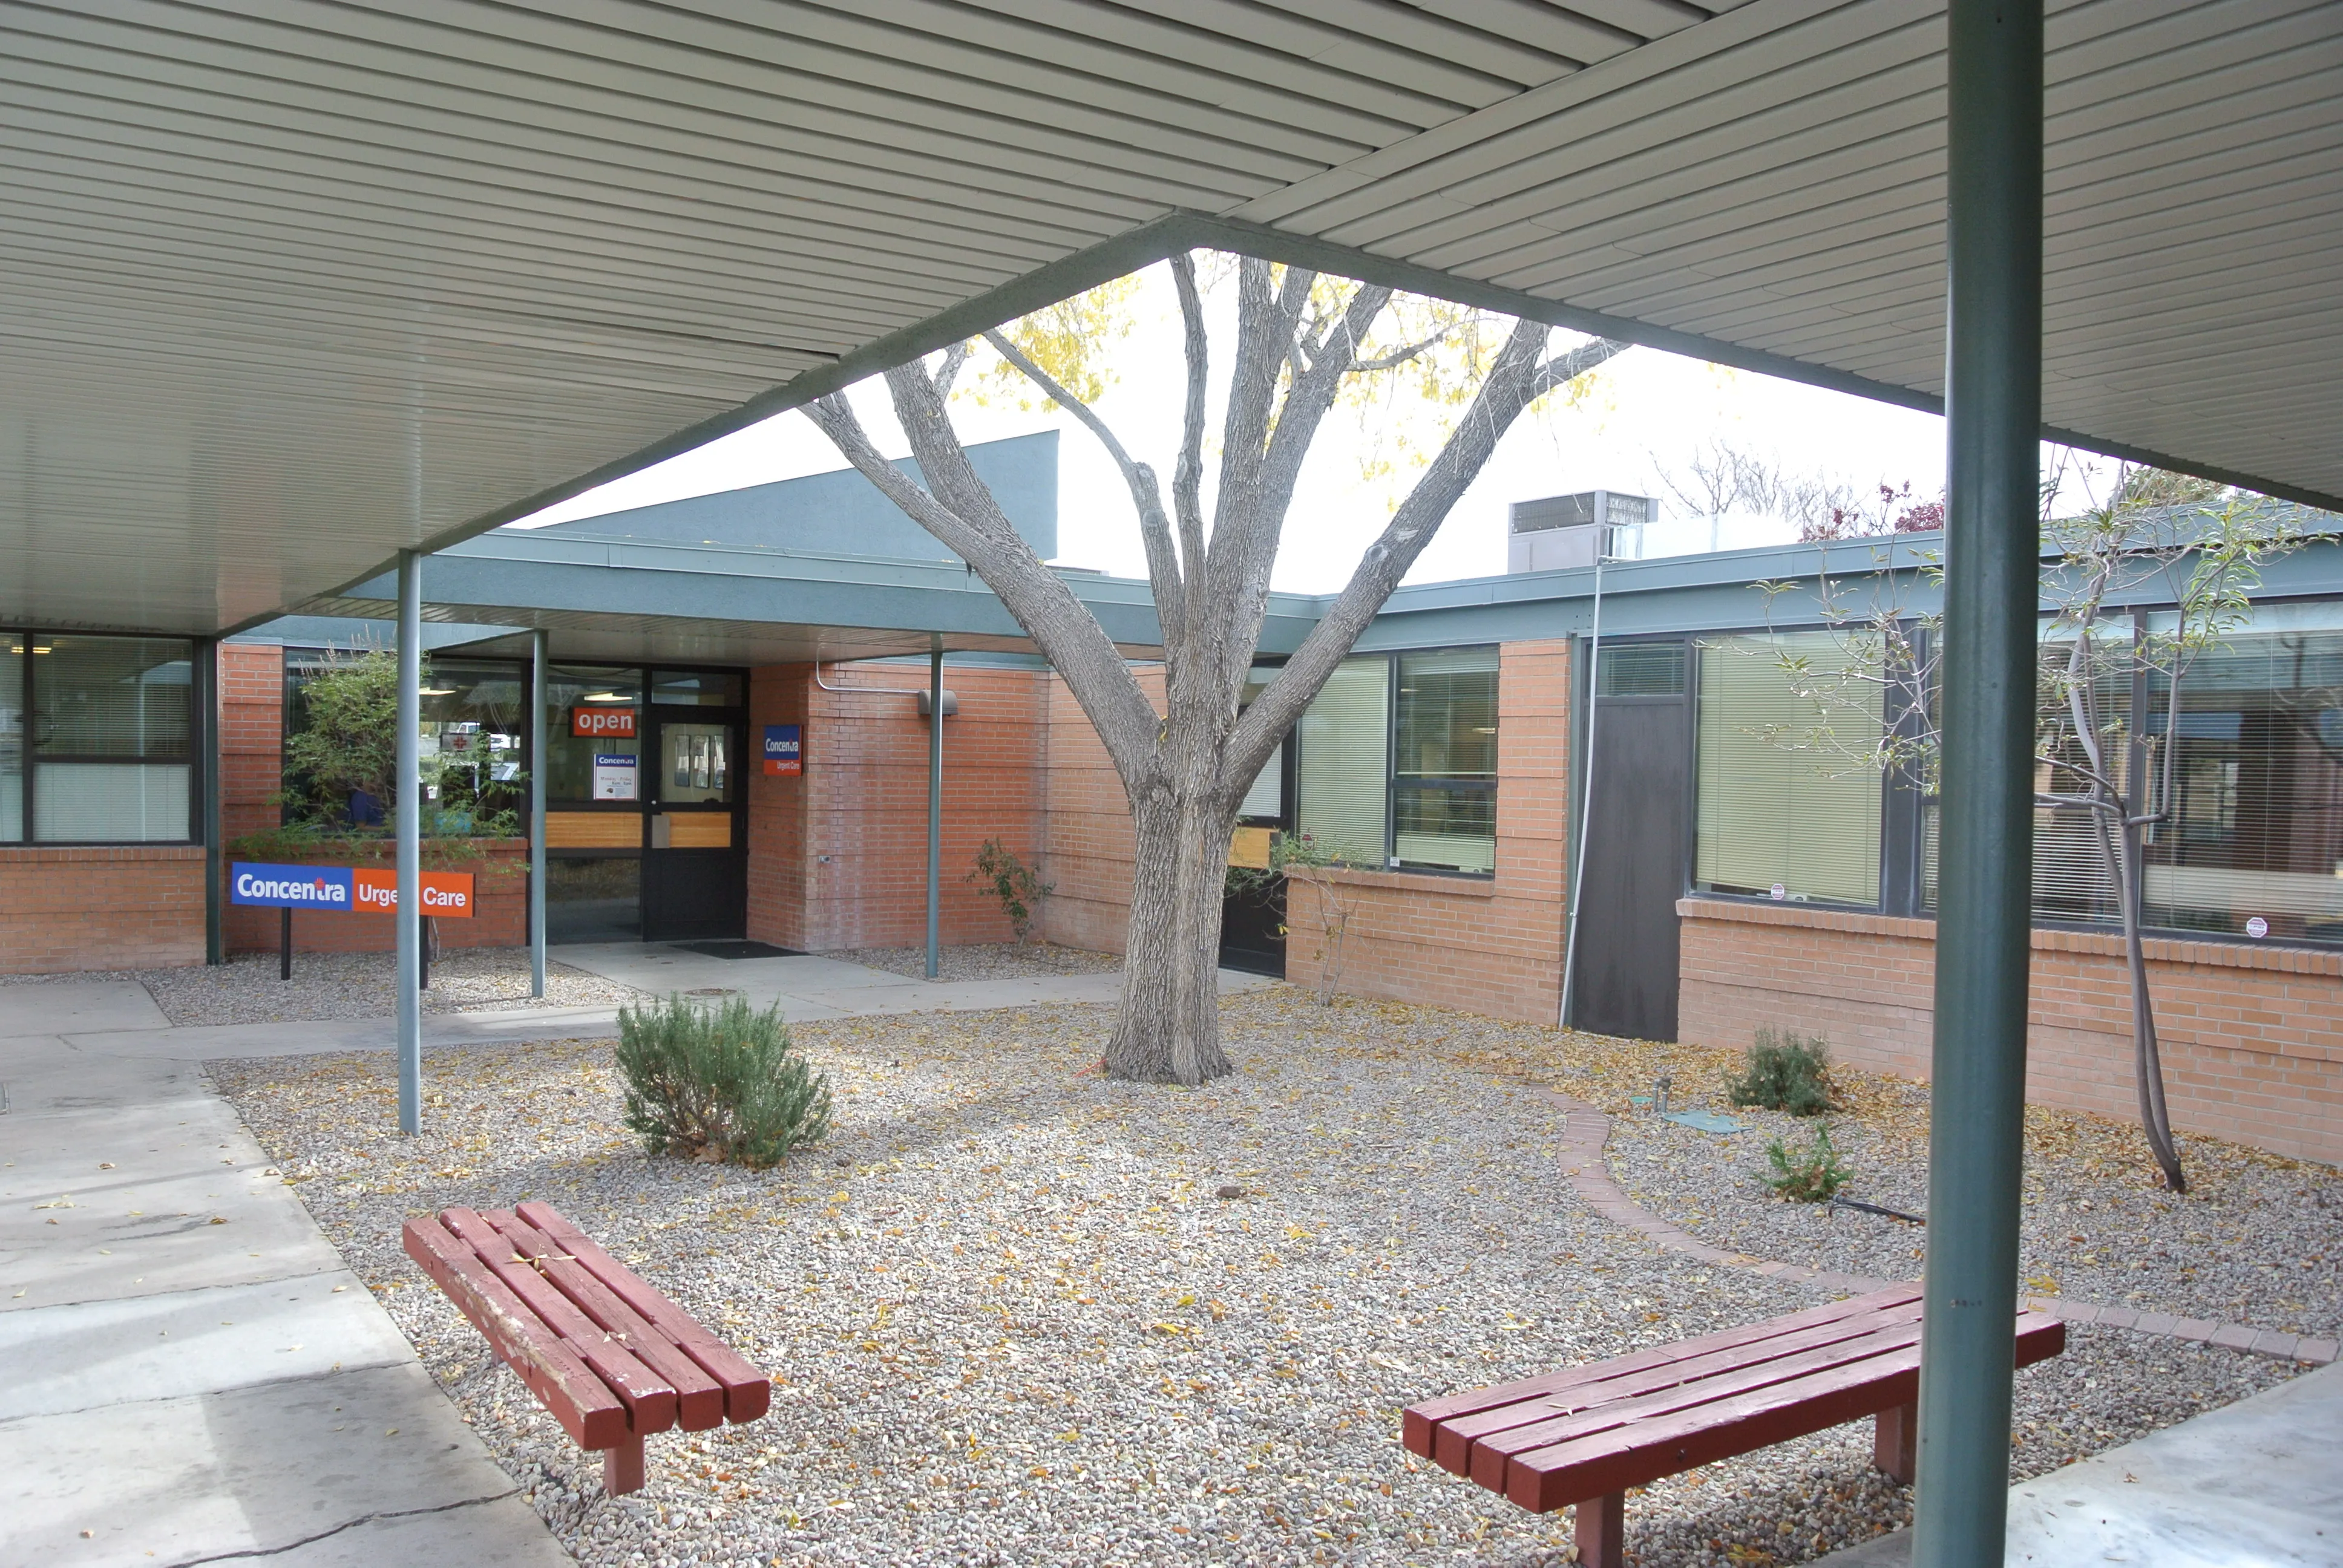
[582,692,630,702]
[417,686,457,696]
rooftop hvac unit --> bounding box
[1507,491,1651,573]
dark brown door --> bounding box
[1571,654,1691,1041]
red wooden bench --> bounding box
[403,1200,770,1495]
[1401,1285,2064,1568]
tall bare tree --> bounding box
[804,253,1623,1083]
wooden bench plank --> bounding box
[1401,1285,1921,1459]
[401,1214,628,1450]
[439,1207,680,1439]
[517,1201,772,1423]
[482,1209,729,1432]
[1433,1296,1925,1476]
[1469,1321,1927,1492]
[1499,1312,2064,1512]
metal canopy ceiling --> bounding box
[4,0,2338,639]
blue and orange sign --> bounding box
[231,862,473,918]
[762,724,802,776]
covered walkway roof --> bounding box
[4,0,2338,638]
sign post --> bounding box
[762,724,802,776]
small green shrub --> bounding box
[1765,1123,1851,1202]
[967,838,1052,942]
[614,994,832,1168]
[1728,1026,1833,1116]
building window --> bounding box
[1694,632,1883,906]
[1394,647,1499,872]
[1295,647,1499,874]
[546,665,643,805]
[4,633,195,844]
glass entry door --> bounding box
[642,713,746,941]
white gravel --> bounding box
[1,948,646,1026]
[1599,1063,2343,1342]
[211,992,2305,1567]
[830,943,1123,983]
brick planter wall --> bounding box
[0,846,208,973]
[1677,898,2343,1166]
[223,840,529,955]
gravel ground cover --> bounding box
[1556,1030,2343,1343]
[213,994,2302,1567]
[830,943,1123,983]
[0,949,646,1026]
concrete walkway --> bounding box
[1,951,1271,1566]
[1812,1357,2343,1565]
[0,982,571,1567]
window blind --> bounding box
[0,641,20,841]
[1394,647,1498,872]
[1238,739,1286,822]
[1298,656,1389,864]
[1695,633,1883,906]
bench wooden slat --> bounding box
[439,1206,680,1439]
[516,1200,772,1423]
[402,1214,628,1450]
[1432,1295,1925,1475]
[1470,1320,1925,1491]
[1400,1285,1921,1458]
[482,1208,729,1432]
[1499,1310,2064,1512]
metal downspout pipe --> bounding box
[926,647,944,981]
[530,629,548,998]
[396,550,423,1136]
[1915,2,2043,1564]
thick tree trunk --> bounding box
[1107,790,1235,1085]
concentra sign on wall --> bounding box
[572,706,637,739]
[762,724,802,776]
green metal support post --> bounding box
[396,550,423,1136]
[1915,2,2043,1565]
[529,628,548,998]
[925,645,943,981]
[198,636,224,965]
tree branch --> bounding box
[1228,330,1628,786]
[981,328,1185,660]
[801,384,1162,786]
[931,341,972,399]
[1167,252,1211,660]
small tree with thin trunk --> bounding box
[805,253,1624,1084]
[1744,464,2299,1190]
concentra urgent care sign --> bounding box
[572,705,637,739]
[231,862,474,918]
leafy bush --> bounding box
[1764,1123,1851,1202]
[1728,1026,1833,1116]
[967,838,1052,942]
[614,994,832,1168]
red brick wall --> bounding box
[1034,667,1154,955]
[1677,898,2343,1166]
[0,846,208,973]
[222,841,529,955]
[746,662,1049,952]
[219,644,283,849]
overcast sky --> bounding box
[514,261,1976,593]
